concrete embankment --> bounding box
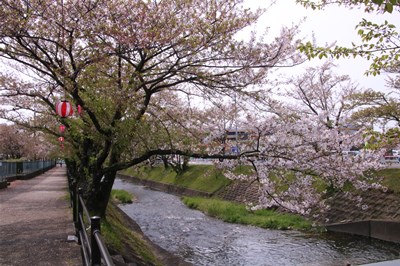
[217,180,400,244]
[322,189,400,244]
[326,220,400,243]
[322,189,400,224]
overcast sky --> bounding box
[244,0,400,91]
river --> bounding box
[113,178,400,266]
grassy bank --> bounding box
[122,164,400,193]
[378,168,400,193]
[182,196,312,230]
[111,189,135,204]
[102,202,162,265]
[120,164,231,193]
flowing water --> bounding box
[113,178,400,266]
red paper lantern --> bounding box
[58,136,64,142]
[56,101,74,117]
[59,125,66,133]
[77,105,82,115]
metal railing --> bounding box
[0,160,56,181]
[0,162,16,181]
[71,186,114,266]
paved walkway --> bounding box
[0,167,82,266]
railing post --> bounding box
[91,216,101,266]
[77,188,83,245]
[71,181,77,225]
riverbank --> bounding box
[118,165,400,226]
[104,201,190,266]
[117,166,313,231]
[181,196,312,230]
[113,178,400,266]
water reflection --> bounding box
[113,178,400,266]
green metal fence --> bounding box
[0,160,56,182]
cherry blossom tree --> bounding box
[0,123,54,159]
[283,61,361,128]
[0,124,25,159]
[295,0,400,155]
[185,84,386,215]
[0,0,303,216]
[0,0,388,218]
[212,113,385,216]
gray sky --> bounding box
[245,0,400,91]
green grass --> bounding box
[101,218,123,251]
[377,168,400,193]
[232,164,254,175]
[121,165,231,193]
[182,197,312,231]
[111,189,134,204]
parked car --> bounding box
[383,155,400,163]
[342,150,360,157]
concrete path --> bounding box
[0,167,81,266]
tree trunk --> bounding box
[89,146,121,218]
[161,155,169,169]
[85,171,117,218]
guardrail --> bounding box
[71,185,114,266]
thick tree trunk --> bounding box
[97,171,117,218]
[87,170,107,217]
[67,137,122,218]
[161,155,169,169]
[90,147,121,218]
